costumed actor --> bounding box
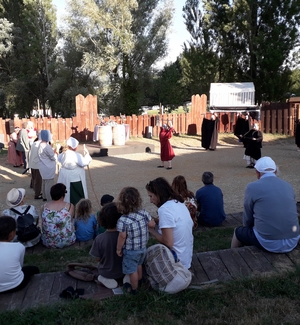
[201,113,219,150]
[57,137,92,206]
[157,120,175,170]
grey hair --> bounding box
[202,172,214,185]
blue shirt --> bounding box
[75,214,97,242]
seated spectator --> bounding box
[89,202,123,289]
[1,188,41,247]
[0,216,39,293]
[74,198,97,242]
[195,172,226,227]
[172,175,198,230]
[41,183,76,248]
[96,194,114,235]
[231,156,300,252]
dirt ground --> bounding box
[0,133,299,218]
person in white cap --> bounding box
[57,136,92,206]
[1,188,40,247]
[231,156,300,252]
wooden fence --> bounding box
[0,95,298,146]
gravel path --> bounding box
[0,134,299,218]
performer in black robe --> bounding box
[295,119,300,150]
[234,115,250,141]
[241,123,263,168]
[201,114,219,150]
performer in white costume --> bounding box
[57,137,92,206]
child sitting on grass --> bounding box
[0,216,39,293]
[96,194,114,235]
[116,187,155,294]
[74,198,97,242]
[89,202,123,289]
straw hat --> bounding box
[6,188,26,207]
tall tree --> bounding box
[183,0,300,103]
[63,0,173,115]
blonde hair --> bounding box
[75,199,92,222]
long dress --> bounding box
[159,127,175,162]
[7,132,22,166]
[242,129,263,161]
[57,150,92,206]
[201,118,219,150]
[41,204,76,248]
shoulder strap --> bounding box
[24,205,31,214]
[11,205,31,216]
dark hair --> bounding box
[202,172,214,185]
[50,183,66,201]
[117,187,142,215]
[98,202,122,229]
[172,175,194,200]
[75,199,92,222]
[0,216,17,241]
[146,177,184,207]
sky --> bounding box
[51,0,190,67]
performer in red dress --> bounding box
[157,120,175,170]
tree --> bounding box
[63,0,173,115]
[183,0,300,103]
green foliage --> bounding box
[182,0,300,103]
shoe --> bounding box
[13,165,19,168]
[97,275,118,289]
[246,165,254,169]
[43,199,47,201]
[157,165,164,168]
[123,274,131,284]
[166,167,172,170]
[34,195,43,199]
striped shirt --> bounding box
[116,209,152,250]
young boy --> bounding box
[89,202,123,289]
[0,216,39,293]
[116,187,155,294]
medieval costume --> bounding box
[158,122,175,169]
[201,115,219,150]
[241,124,263,168]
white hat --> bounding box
[254,157,277,173]
[67,137,79,149]
[6,188,26,207]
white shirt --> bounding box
[158,200,194,268]
[0,242,25,292]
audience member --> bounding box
[172,175,198,230]
[89,202,123,289]
[41,183,76,248]
[116,187,154,294]
[37,130,58,201]
[0,216,39,293]
[1,188,41,247]
[74,198,97,242]
[231,156,300,252]
[57,137,92,206]
[195,172,226,227]
[7,126,22,167]
[146,177,194,269]
[97,194,115,235]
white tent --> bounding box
[209,82,259,111]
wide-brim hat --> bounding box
[6,188,26,207]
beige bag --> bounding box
[144,244,192,294]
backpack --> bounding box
[144,244,192,294]
[11,206,41,242]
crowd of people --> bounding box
[1,124,300,296]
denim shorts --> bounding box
[122,248,146,274]
[235,226,263,249]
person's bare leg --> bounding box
[137,265,143,281]
[231,228,243,248]
[129,271,139,290]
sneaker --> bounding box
[123,274,131,284]
[97,275,118,289]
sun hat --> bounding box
[6,188,26,207]
[67,137,79,149]
[254,156,277,173]
[100,194,114,206]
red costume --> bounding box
[159,126,175,162]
